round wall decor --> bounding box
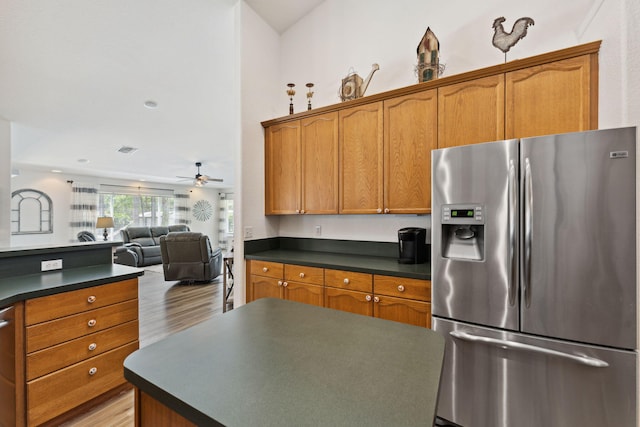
[193,200,213,222]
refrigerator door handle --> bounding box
[508,160,517,306]
[523,157,533,308]
[450,330,609,368]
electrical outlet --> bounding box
[244,226,253,239]
[41,259,63,271]
[315,225,322,236]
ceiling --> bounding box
[0,0,324,188]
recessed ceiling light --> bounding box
[144,100,158,109]
[51,169,62,173]
[77,158,90,163]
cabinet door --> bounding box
[438,74,505,148]
[284,281,324,307]
[505,54,596,139]
[301,112,339,214]
[325,287,372,317]
[374,295,431,328]
[384,90,437,214]
[265,121,301,214]
[339,102,384,214]
[250,275,283,301]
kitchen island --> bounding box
[124,298,445,427]
[0,241,143,426]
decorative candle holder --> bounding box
[306,83,314,110]
[286,83,296,114]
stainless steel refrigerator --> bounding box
[431,127,637,427]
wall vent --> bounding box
[117,146,138,154]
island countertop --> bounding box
[0,241,143,306]
[0,264,144,306]
[124,298,445,426]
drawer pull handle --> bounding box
[343,278,350,285]
[263,267,268,273]
[87,295,96,304]
[89,367,98,376]
[365,295,372,302]
[397,285,405,292]
[374,296,380,303]
[87,319,97,327]
[299,272,305,278]
[88,343,97,351]
[283,281,288,287]
[278,280,283,286]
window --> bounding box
[11,189,53,234]
[98,185,175,231]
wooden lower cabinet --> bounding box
[247,261,431,328]
[283,281,324,306]
[374,295,431,328]
[250,275,282,300]
[247,261,324,307]
[324,287,373,316]
[136,389,196,427]
[7,278,140,426]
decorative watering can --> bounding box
[339,63,380,101]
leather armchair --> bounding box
[159,232,222,283]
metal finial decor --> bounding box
[286,83,296,114]
[306,83,314,110]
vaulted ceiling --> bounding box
[0,0,324,187]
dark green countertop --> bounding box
[245,249,431,280]
[0,264,144,306]
[124,298,445,426]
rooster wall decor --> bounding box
[492,16,535,61]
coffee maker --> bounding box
[397,227,427,264]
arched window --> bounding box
[11,189,53,234]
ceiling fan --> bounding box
[177,162,223,186]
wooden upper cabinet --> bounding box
[301,112,339,214]
[339,102,384,214]
[438,74,505,148]
[505,54,596,139]
[265,121,300,214]
[383,90,437,214]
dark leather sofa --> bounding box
[159,232,222,282]
[114,225,189,267]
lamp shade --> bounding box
[96,216,115,229]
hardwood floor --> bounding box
[60,268,229,427]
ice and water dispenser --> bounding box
[440,204,485,261]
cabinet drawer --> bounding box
[26,320,139,381]
[374,275,431,302]
[27,299,138,353]
[27,341,138,427]
[284,264,324,285]
[324,269,372,292]
[25,278,138,325]
[249,260,284,279]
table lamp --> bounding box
[96,216,115,241]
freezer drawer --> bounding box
[433,317,637,427]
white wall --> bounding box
[7,168,229,247]
[239,0,637,244]
[0,118,10,245]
